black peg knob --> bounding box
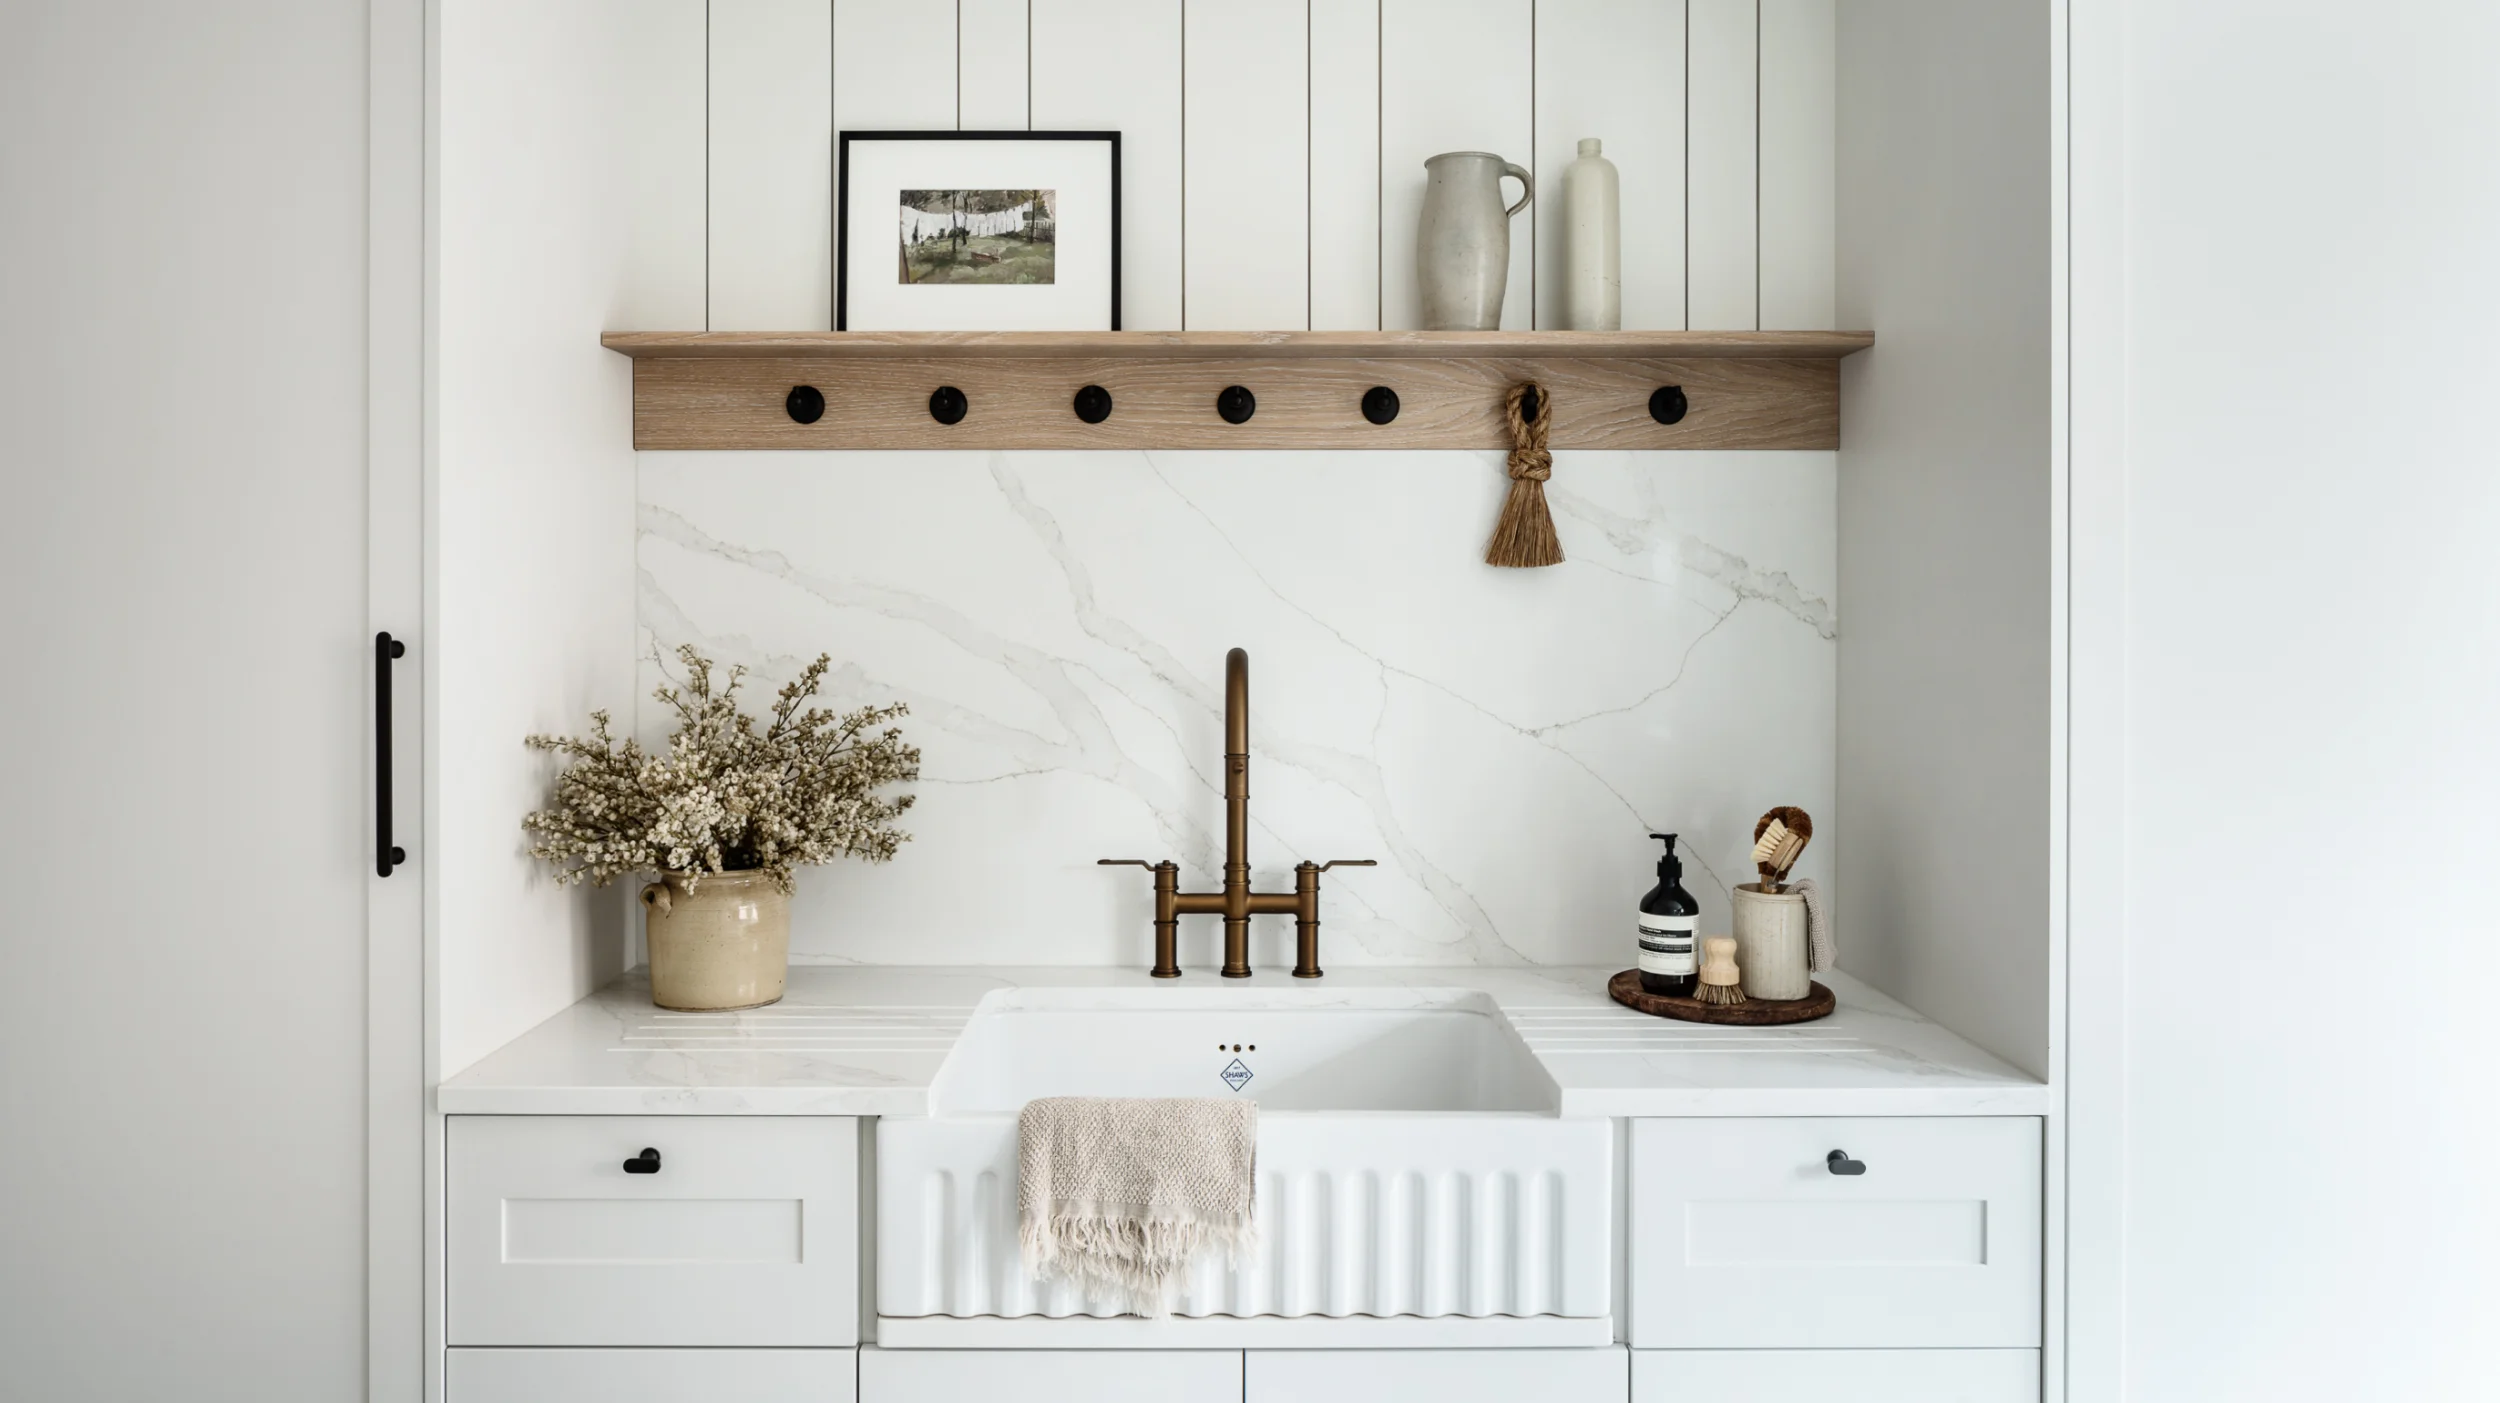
[1519,386,1541,424]
[623,1147,662,1174]
[1216,384,1256,424]
[1073,384,1113,424]
[1649,385,1689,425]
[1361,385,1400,425]
[1825,1149,1866,1176]
[785,384,825,424]
[929,385,968,425]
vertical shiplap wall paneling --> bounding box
[957,0,1032,128]
[835,1,960,129]
[1378,0,1534,330]
[1182,0,1308,328]
[1684,0,1758,329]
[709,0,836,329]
[1757,0,1833,329]
[1306,0,1380,330]
[1532,0,1686,330]
[1031,0,1185,329]
[612,1,709,330]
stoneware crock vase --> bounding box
[1730,883,1812,1001]
[1417,151,1535,330]
[640,869,790,1011]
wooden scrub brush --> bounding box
[1696,936,1747,1006]
[1751,806,1813,893]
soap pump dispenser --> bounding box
[1638,832,1701,996]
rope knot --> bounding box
[1484,381,1563,568]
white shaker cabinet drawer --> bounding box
[447,1348,855,1402]
[448,1115,858,1346]
[1632,1347,2038,1402]
[1628,1117,2040,1349]
[1248,1347,1625,1403]
[858,1347,1239,1403]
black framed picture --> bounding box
[837,130,1121,331]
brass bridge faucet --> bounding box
[1101,647,1373,978]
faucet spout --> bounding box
[1221,648,1252,976]
[1098,647,1369,977]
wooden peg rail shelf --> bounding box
[600,329,1874,452]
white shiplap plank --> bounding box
[1758,0,1835,329]
[957,0,1031,129]
[1184,0,1307,328]
[834,1,959,130]
[709,0,836,330]
[1379,0,1534,330]
[1686,0,1759,329]
[1030,0,1184,329]
[612,0,708,330]
[1307,0,1379,330]
[1533,0,1685,330]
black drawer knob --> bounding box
[623,1147,662,1174]
[1073,384,1113,423]
[1826,1149,1866,1176]
[1361,385,1400,425]
[1649,384,1689,425]
[785,384,825,424]
[1216,384,1256,424]
[929,385,968,425]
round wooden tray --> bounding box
[1607,969,1835,1026]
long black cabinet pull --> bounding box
[376,631,406,877]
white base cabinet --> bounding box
[1248,1347,1625,1403]
[448,1115,859,1347]
[1629,1116,2042,1349]
[447,1348,854,1402]
[858,1347,1238,1402]
[1632,1348,2039,1402]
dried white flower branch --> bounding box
[523,645,920,894]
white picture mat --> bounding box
[842,138,1114,330]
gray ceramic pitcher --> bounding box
[1417,151,1535,330]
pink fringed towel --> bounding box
[1017,1096,1258,1318]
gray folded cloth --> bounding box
[1017,1096,1257,1318]
[1794,877,1837,972]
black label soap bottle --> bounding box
[1638,832,1700,996]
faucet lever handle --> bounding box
[1098,859,1157,868]
[1319,859,1378,872]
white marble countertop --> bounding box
[439,964,2049,1118]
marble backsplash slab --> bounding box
[637,448,1835,969]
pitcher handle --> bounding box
[641,880,672,919]
[1501,162,1535,219]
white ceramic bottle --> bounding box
[1559,137,1621,330]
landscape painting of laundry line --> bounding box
[899,189,1055,285]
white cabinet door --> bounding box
[448,1115,858,1346]
[1629,1117,2040,1348]
[447,1348,855,1403]
[1632,1348,2038,1402]
[859,1348,1239,1403]
[1248,1347,1625,1403]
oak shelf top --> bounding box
[599,328,1876,360]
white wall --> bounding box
[2098,2,2500,1396]
[1834,1,2052,1078]
[433,2,649,1076]
[668,0,1840,332]
[0,3,369,1396]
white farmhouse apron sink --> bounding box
[876,987,1612,1323]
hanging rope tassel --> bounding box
[1484,381,1564,568]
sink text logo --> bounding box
[1219,1058,1254,1092]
